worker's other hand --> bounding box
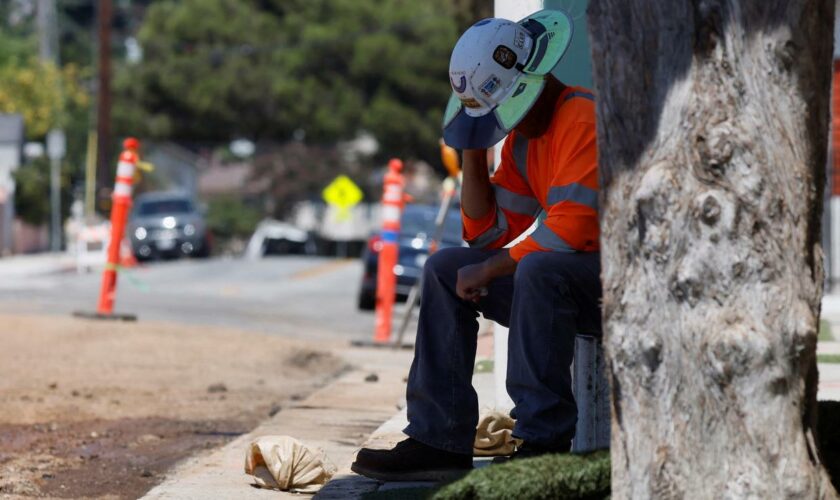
[456,263,491,303]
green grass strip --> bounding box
[433,451,610,500]
[818,354,840,364]
[474,359,494,374]
[820,320,833,342]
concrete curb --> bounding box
[316,372,498,498]
[138,335,840,499]
[141,347,413,499]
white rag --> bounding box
[473,411,521,457]
[244,436,336,493]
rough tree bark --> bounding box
[588,1,838,498]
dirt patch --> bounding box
[0,314,348,499]
[0,418,249,499]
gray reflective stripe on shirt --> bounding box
[468,206,509,248]
[512,134,529,182]
[564,91,594,102]
[547,183,599,211]
[495,185,541,215]
[531,223,575,253]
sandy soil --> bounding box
[0,314,346,499]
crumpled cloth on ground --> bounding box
[473,411,522,456]
[244,436,337,493]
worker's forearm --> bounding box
[461,149,494,220]
[481,249,518,279]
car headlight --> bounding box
[134,227,147,240]
[183,223,196,236]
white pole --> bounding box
[47,130,65,252]
[491,0,545,412]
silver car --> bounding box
[128,192,211,260]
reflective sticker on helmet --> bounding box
[479,75,501,98]
[460,97,482,109]
[511,82,527,98]
[492,45,517,69]
[514,30,526,50]
[450,74,467,93]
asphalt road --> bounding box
[0,256,392,342]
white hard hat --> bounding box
[443,10,574,149]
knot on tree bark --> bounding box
[700,194,721,225]
[610,330,663,390]
[669,272,703,306]
[633,162,676,257]
[691,190,737,246]
[701,319,771,385]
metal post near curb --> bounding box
[393,176,459,349]
[571,334,611,452]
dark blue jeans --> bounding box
[403,247,602,454]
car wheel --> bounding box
[195,241,211,258]
[357,290,376,311]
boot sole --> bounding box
[350,462,471,482]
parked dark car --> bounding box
[128,192,211,260]
[357,204,464,310]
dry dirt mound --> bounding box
[0,314,347,499]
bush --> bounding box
[434,451,610,500]
[205,197,262,240]
[363,402,840,500]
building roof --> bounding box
[0,114,24,144]
[198,162,268,196]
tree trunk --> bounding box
[588,1,838,498]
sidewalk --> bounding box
[820,294,840,401]
[0,252,75,280]
[141,330,497,500]
[142,309,840,499]
[317,371,497,499]
[141,346,415,500]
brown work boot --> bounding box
[351,438,472,482]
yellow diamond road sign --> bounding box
[322,175,363,209]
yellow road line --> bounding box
[291,259,355,281]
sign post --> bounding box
[322,175,364,257]
[47,129,65,252]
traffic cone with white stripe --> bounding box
[74,138,141,321]
[373,159,406,343]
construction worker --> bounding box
[352,10,601,481]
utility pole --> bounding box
[36,0,58,62]
[37,0,63,251]
[96,0,113,204]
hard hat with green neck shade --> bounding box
[442,9,574,150]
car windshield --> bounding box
[400,206,463,243]
[135,199,193,216]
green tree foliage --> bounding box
[114,0,462,164]
[13,157,72,226]
[0,13,89,228]
[0,56,89,138]
[205,196,262,240]
[450,0,494,32]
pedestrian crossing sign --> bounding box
[322,175,363,220]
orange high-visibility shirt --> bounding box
[462,86,598,261]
